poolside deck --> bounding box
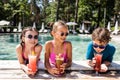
[0,60,120,80]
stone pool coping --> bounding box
[0,60,120,79]
[0,60,120,70]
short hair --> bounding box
[92,27,111,43]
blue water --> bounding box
[0,33,120,61]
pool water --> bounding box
[0,33,120,61]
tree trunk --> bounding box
[97,0,101,28]
[75,0,79,23]
[56,0,60,21]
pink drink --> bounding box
[28,54,37,72]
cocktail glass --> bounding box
[55,56,64,73]
[27,54,37,72]
[94,53,102,76]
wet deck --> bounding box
[0,60,120,80]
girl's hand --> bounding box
[100,64,108,72]
[60,63,67,74]
[48,67,60,76]
[27,68,36,76]
[25,65,37,76]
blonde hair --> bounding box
[52,20,68,32]
[49,20,68,37]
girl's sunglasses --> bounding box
[60,32,68,36]
[26,34,38,39]
[93,44,106,49]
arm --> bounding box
[100,45,116,72]
[16,44,29,72]
[35,45,42,62]
[86,42,95,66]
[103,45,116,66]
[44,42,52,70]
[16,44,35,75]
[65,42,72,68]
[102,61,111,66]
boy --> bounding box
[86,27,116,72]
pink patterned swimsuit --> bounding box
[49,42,68,66]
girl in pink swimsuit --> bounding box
[16,27,42,76]
[45,21,72,76]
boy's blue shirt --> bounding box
[86,41,116,63]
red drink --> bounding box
[28,54,37,72]
[94,54,102,72]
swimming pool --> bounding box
[0,33,120,61]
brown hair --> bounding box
[92,27,111,43]
[20,27,39,45]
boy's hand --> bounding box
[100,64,108,72]
[92,58,96,65]
[89,58,96,67]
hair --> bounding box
[47,22,54,28]
[47,22,54,35]
[92,27,111,43]
[20,27,39,46]
[50,20,68,36]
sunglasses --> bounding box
[26,34,38,39]
[59,32,68,36]
[93,44,106,49]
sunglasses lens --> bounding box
[61,33,64,36]
[93,44,105,49]
[28,35,32,39]
[60,32,68,36]
[66,33,68,36]
[93,44,98,48]
[27,35,38,39]
[99,46,105,49]
[34,35,38,39]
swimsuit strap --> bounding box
[22,45,28,60]
[21,45,29,64]
[52,41,54,53]
[63,41,66,54]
